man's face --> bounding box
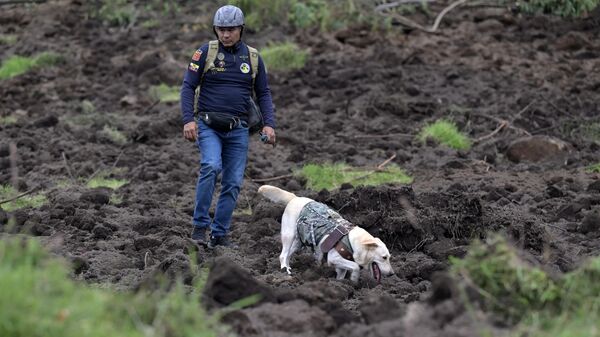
[215,26,241,47]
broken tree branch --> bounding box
[251,174,294,183]
[378,0,468,33]
[474,120,507,143]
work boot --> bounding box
[207,235,235,249]
[191,226,207,245]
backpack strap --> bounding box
[194,40,220,117]
[247,45,259,92]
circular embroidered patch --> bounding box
[240,63,250,74]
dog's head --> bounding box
[350,228,394,283]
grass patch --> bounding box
[149,84,179,103]
[0,115,17,125]
[586,163,600,173]
[418,119,471,150]
[0,237,226,337]
[87,173,128,190]
[261,42,308,72]
[0,185,47,212]
[451,236,600,333]
[0,52,63,80]
[581,122,600,142]
[101,125,128,145]
[299,163,412,191]
[0,34,17,45]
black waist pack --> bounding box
[246,97,264,134]
[200,111,241,132]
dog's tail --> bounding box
[257,185,297,205]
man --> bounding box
[180,5,276,248]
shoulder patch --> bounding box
[192,50,202,61]
[189,63,199,72]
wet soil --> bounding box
[1,1,599,336]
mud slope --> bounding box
[1,1,599,336]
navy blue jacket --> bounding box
[180,41,275,128]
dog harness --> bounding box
[296,201,355,261]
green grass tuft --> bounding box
[149,84,179,103]
[299,163,412,191]
[0,52,64,80]
[520,0,600,17]
[0,237,225,337]
[0,34,17,45]
[87,173,129,190]
[0,116,18,125]
[419,119,471,150]
[101,125,128,145]
[587,163,600,173]
[0,185,47,212]
[261,42,308,72]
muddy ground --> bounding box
[1,1,599,336]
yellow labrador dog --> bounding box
[258,185,394,283]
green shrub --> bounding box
[300,163,412,191]
[519,0,599,17]
[0,185,47,212]
[149,84,180,103]
[0,237,225,337]
[451,236,600,333]
[0,52,63,80]
[261,42,308,72]
[419,119,471,150]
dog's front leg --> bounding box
[327,250,360,282]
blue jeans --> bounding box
[193,120,249,237]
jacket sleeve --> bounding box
[254,55,276,129]
[180,44,208,125]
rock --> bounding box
[203,256,276,308]
[505,136,572,163]
[587,180,600,192]
[32,115,59,128]
[579,211,600,234]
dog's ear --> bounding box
[360,237,379,248]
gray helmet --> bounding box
[213,5,244,27]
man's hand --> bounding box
[183,121,198,142]
[261,126,276,146]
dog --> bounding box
[258,185,394,283]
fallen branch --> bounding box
[85,149,125,184]
[251,174,294,183]
[472,112,531,137]
[0,187,40,205]
[378,0,468,33]
[474,120,507,143]
[377,153,397,170]
[351,154,397,182]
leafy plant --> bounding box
[299,163,412,191]
[0,185,47,212]
[451,236,600,333]
[419,119,471,150]
[0,52,63,80]
[149,84,179,103]
[261,42,308,72]
[95,0,137,27]
[519,0,599,17]
[0,237,227,337]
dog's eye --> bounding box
[383,256,388,260]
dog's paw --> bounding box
[281,267,292,275]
